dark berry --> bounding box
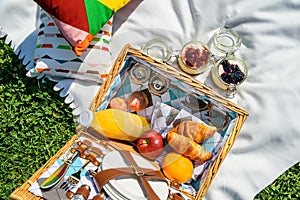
[233,71,245,83]
[231,64,240,72]
[220,60,245,84]
[222,60,232,73]
[221,73,231,84]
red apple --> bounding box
[136,130,164,160]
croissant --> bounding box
[167,130,212,162]
[174,121,216,143]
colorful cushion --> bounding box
[27,9,112,83]
[33,0,131,56]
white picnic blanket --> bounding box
[1,0,300,199]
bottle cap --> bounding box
[79,109,94,127]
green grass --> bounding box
[254,162,300,200]
[0,38,76,199]
[0,37,299,200]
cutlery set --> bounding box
[39,139,107,199]
[38,136,192,200]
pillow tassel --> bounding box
[74,34,95,56]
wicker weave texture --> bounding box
[10,45,248,200]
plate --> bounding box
[103,183,128,200]
[101,151,169,200]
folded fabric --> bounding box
[33,0,131,56]
[27,9,113,83]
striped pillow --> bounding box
[27,9,112,83]
[33,0,131,56]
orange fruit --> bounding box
[162,152,194,183]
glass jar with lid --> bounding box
[211,56,248,98]
[177,41,211,75]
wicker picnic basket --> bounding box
[10,44,248,200]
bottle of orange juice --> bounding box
[79,109,151,141]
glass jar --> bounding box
[142,38,171,62]
[178,41,211,75]
[211,56,248,98]
[211,28,241,58]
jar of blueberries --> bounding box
[211,56,248,98]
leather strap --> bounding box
[93,150,166,200]
[120,150,162,200]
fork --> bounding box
[68,159,90,185]
[60,160,92,190]
[58,159,92,198]
[61,147,103,189]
